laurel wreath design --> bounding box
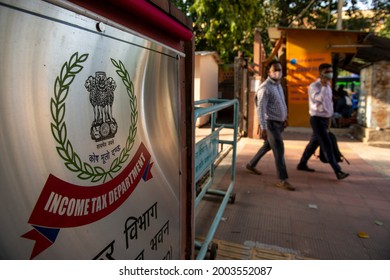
[50,52,137,183]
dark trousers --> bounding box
[299,116,341,173]
[248,120,288,181]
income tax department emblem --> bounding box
[50,52,137,183]
[22,52,153,259]
[85,71,118,142]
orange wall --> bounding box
[285,29,359,127]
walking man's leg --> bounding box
[297,117,319,172]
[246,140,271,175]
[267,121,294,191]
[311,117,349,180]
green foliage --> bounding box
[372,0,390,38]
[171,0,390,63]
[170,0,194,15]
[187,0,263,63]
[378,17,390,38]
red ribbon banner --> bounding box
[22,142,153,258]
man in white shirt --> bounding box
[297,63,349,180]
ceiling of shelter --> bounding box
[335,33,390,74]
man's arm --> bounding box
[309,82,323,103]
[256,85,268,140]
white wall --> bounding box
[194,53,219,127]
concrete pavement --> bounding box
[195,127,390,260]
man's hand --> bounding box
[261,129,267,140]
[283,120,288,128]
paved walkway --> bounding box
[195,127,390,260]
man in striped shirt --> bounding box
[246,60,294,191]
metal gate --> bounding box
[194,98,239,259]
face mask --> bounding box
[323,72,333,80]
[270,71,282,80]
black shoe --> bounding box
[336,171,349,180]
[297,164,315,172]
[246,163,262,175]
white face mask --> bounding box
[323,72,333,80]
[269,71,282,80]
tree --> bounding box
[378,17,390,38]
[170,0,194,15]
[188,0,263,63]
[171,0,390,63]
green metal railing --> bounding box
[194,98,239,260]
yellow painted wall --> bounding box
[285,29,359,127]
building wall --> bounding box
[285,29,360,127]
[360,61,390,129]
[194,53,219,127]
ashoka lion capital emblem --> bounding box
[85,72,118,141]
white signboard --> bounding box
[0,0,181,259]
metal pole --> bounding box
[336,0,344,30]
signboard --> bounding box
[0,0,181,259]
[286,53,331,104]
[194,130,219,182]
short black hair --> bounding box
[266,60,282,72]
[318,63,332,72]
